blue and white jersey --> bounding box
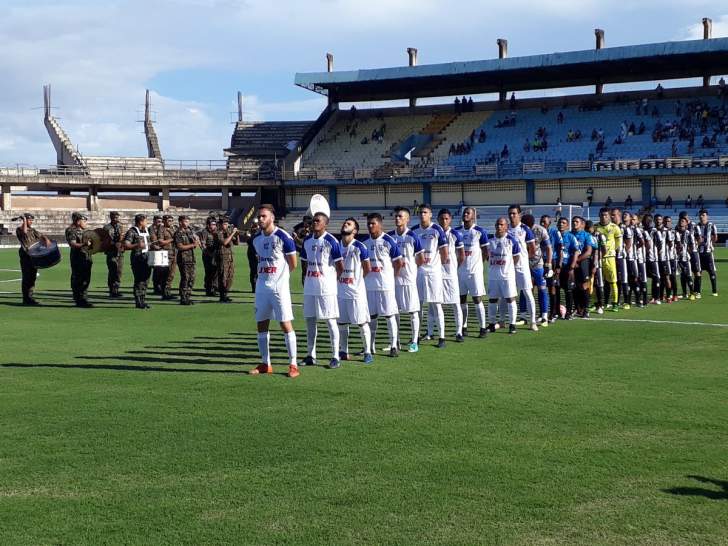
[300,231,342,297]
[338,239,369,300]
[441,227,464,280]
[572,229,593,256]
[698,222,717,253]
[412,223,448,274]
[508,223,535,274]
[530,224,551,270]
[363,233,402,292]
[548,226,563,260]
[388,228,422,286]
[252,227,296,294]
[487,234,521,281]
[558,231,581,266]
[456,224,489,276]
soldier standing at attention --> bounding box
[103,211,124,298]
[150,214,176,300]
[201,216,219,297]
[215,215,239,303]
[150,215,164,294]
[65,212,94,308]
[16,213,51,305]
[124,214,153,309]
[175,215,199,305]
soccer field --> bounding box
[1,247,726,545]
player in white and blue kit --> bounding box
[337,218,373,365]
[250,204,299,378]
[364,213,403,358]
[412,204,449,348]
[300,212,344,368]
[438,209,465,342]
[389,207,423,353]
[456,207,489,337]
[487,217,521,335]
[507,205,538,331]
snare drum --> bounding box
[147,250,169,267]
[27,240,62,269]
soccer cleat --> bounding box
[623,304,631,310]
[582,312,590,320]
[455,334,464,343]
[713,293,719,297]
[508,324,517,335]
[607,305,619,312]
[671,296,679,303]
[249,363,272,375]
[488,323,497,333]
[301,355,317,366]
[514,319,526,326]
[23,299,40,306]
[389,347,399,358]
[696,293,702,299]
[408,342,419,353]
[549,316,558,324]
[339,351,351,361]
[596,307,604,315]
[655,299,662,305]
[689,294,696,301]
[479,327,488,338]
[461,327,468,337]
[328,358,341,369]
[287,365,300,378]
[423,335,433,341]
[563,313,572,321]
[363,353,374,365]
[436,338,446,349]
[529,323,539,331]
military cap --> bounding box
[134,213,147,224]
[23,213,35,220]
[153,215,162,221]
[162,215,173,221]
[178,215,189,221]
[109,211,120,218]
[72,212,87,222]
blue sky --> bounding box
[1,0,726,165]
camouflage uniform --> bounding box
[103,220,124,296]
[175,227,197,304]
[123,226,152,308]
[65,224,93,305]
[246,235,258,293]
[150,223,177,299]
[16,224,42,303]
[215,225,238,301]
[201,227,218,296]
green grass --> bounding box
[1,247,727,545]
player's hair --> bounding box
[609,207,621,214]
[367,212,383,223]
[540,214,551,221]
[394,206,411,216]
[678,210,688,219]
[599,207,610,215]
[654,213,662,221]
[508,204,522,213]
[664,215,672,221]
[642,213,653,222]
[585,220,594,230]
[134,213,146,225]
[572,215,584,223]
[257,204,276,216]
[313,211,329,224]
[699,208,709,215]
[344,217,360,232]
[437,208,452,218]
[419,203,432,212]
[464,206,477,216]
[521,213,535,227]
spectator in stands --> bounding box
[638,121,646,135]
[686,195,693,208]
[696,195,704,209]
[665,195,673,209]
[671,140,678,157]
[454,97,461,113]
[591,129,599,141]
[724,195,728,208]
[555,198,563,220]
[557,111,564,124]
[523,139,530,153]
[656,83,664,99]
[596,139,605,155]
[350,105,357,120]
[605,196,613,207]
[467,97,474,111]
[501,144,509,159]
[478,129,486,143]
[642,98,649,115]
[510,93,516,110]
[586,187,594,207]
[625,195,633,209]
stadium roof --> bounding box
[295,38,728,102]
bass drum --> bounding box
[27,240,62,269]
[82,228,113,255]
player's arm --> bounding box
[393,256,403,275]
[286,253,297,272]
[711,225,718,244]
[362,258,371,277]
[439,244,449,264]
[578,240,592,261]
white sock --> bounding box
[360,323,372,355]
[327,319,340,359]
[488,302,498,325]
[395,314,401,348]
[436,304,445,338]
[257,331,270,365]
[386,315,398,349]
[475,302,486,328]
[410,312,420,344]
[370,316,378,353]
[284,330,297,365]
[452,303,463,336]
[461,303,469,329]
[508,300,518,325]
[339,324,350,354]
[305,317,318,358]
[523,289,536,324]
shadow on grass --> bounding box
[2,363,243,374]
[664,475,728,500]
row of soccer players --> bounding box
[248,203,559,378]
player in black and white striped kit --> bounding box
[675,216,695,299]
[680,211,704,298]
[632,214,649,307]
[622,212,639,307]
[664,216,679,303]
[696,209,719,297]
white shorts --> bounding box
[442,277,460,305]
[337,296,370,325]
[458,271,486,297]
[367,290,399,317]
[255,289,294,323]
[417,271,443,303]
[395,284,420,313]
[488,277,518,300]
[303,294,339,320]
[515,268,533,291]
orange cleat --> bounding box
[287,365,300,378]
[249,363,272,375]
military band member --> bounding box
[200,217,219,297]
[124,214,152,309]
[149,215,164,295]
[175,215,200,305]
[65,212,94,308]
[16,213,51,305]
[215,215,239,303]
[150,214,176,300]
[103,211,124,298]
[243,223,260,293]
